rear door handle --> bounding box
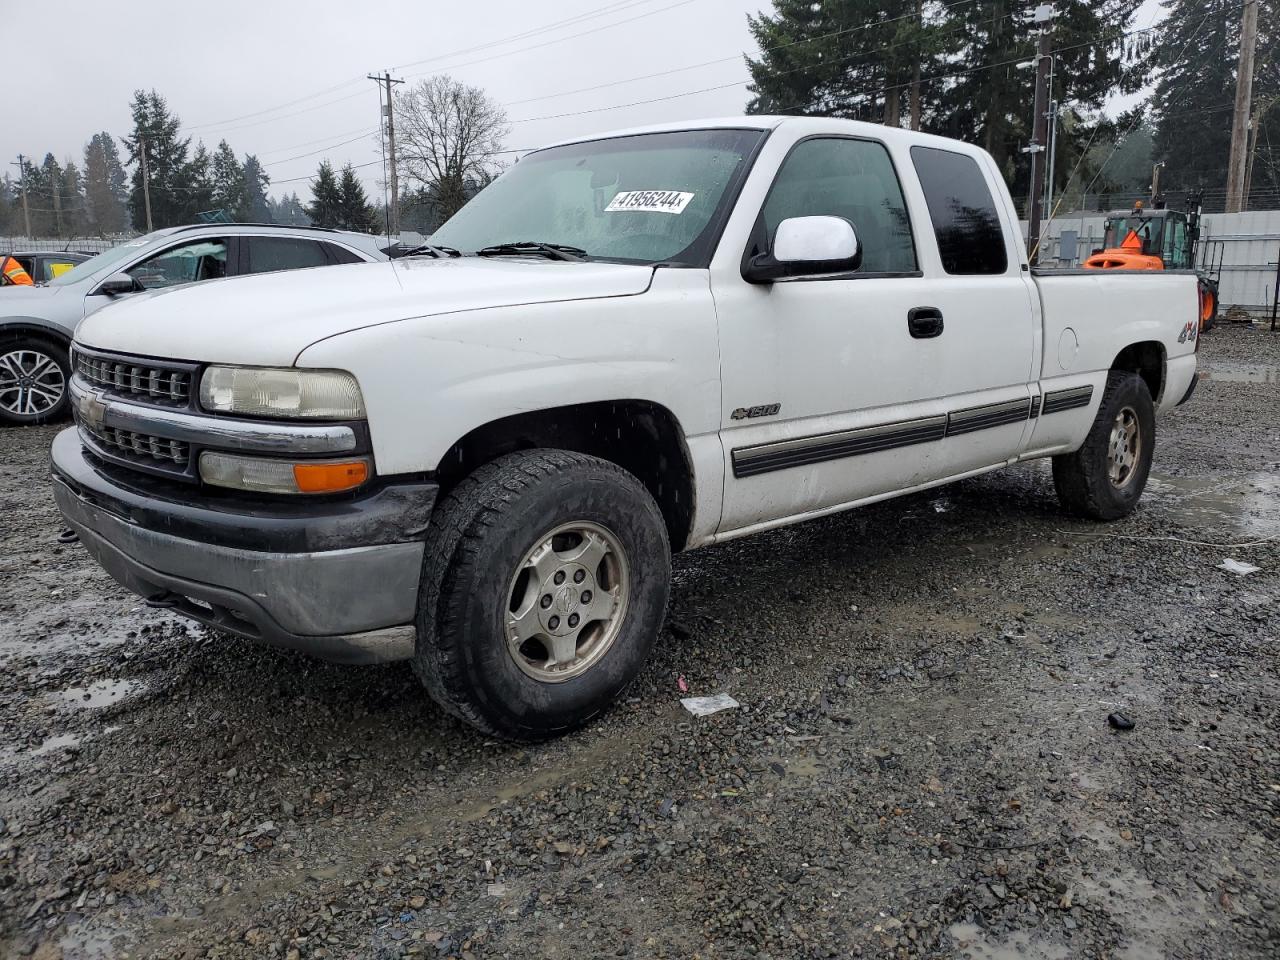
[908,306,944,339]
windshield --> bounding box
[430,128,765,265]
[46,229,180,287]
[1103,215,1164,255]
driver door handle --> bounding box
[908,306,944,339]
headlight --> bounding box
[199,451,370,495]
[199,366,365,419]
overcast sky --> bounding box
[2,0,1165,204]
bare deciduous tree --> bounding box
[394,74,509,223]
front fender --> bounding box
[295,269,722,476]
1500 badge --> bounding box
[731,403,781,420]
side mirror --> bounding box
[743,216,861,284]
[94,272,140,297]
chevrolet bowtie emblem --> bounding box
[78,390,107,430]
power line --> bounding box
[391,0,663,71]
[260,132,376,168]
[181,0,672,136]
[502,0,980,109]
[399,0,698,78]
[185,78,366,132]
[257,126,380,158]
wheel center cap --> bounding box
[552,585,576,615]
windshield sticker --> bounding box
[605,190,694,214]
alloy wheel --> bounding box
[1107,406,1141,487]
[504,521,630,682]
[0,349,66,418]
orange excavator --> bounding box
[1082,199,1220,330]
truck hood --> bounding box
[74,257,656,365]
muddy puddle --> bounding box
[54,678,143,709]
[1145,471,1280,539]
[1200,363,1280,385]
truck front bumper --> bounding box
[50,427,435,664]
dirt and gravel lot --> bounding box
[1,326,1278,960]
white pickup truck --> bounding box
[52,116,1200,739]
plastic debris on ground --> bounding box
[1107,712,1135,731]
[1218,558,1260,575]
[680,693,740,717]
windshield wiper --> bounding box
[402,243,461,259]
[474,241,588,262]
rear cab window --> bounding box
[910,146,1008,275]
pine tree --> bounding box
[745,0,939,125]
[121,89,192,229]
[59,159,90,235]
[185,143,216,219]
[337,164,376,232]
[1147,0,1280,205]
[306,161,344,228]
[83,132,129,234]
[268,191,311,225]
[240,155,271,222]
[210,140,245,217]
[40,154,66,237]
[16,157,51,237]
[936,0,1141,198]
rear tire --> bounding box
[1052,371,1155,521]
[413,449,671,740]
[0,336,70,426]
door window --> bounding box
[245,236,331,275]
[760,138,917,274]
[910,147,1008,275]
[1164,218,1190,269]
[321,242,364,265]
[126,238,228,289]
[42,258,82,282]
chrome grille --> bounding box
[82,422,190,467]
[75,352,191,404]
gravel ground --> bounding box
[1,326,1278,960]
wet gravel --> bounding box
[1,325,1278,959]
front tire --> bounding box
[1052,370,1155,521]
[0,337,70,426]
[413,449,671,740]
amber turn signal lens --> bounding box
[292,460,369,493]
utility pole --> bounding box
[138,135,154,232]
[1043,99,1059,220]
[13,154,32,237]
[1225,0,1258,213]
[52,176,62,237]
[369,71,404,238]
[1150,161,1166,205]
[1025,3,1054,264]
[1243,97,1275,205]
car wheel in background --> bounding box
[0,337,70,426]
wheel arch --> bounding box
[435,399,697,552]
[0,319,73,351]
[1110,340,1166,405]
